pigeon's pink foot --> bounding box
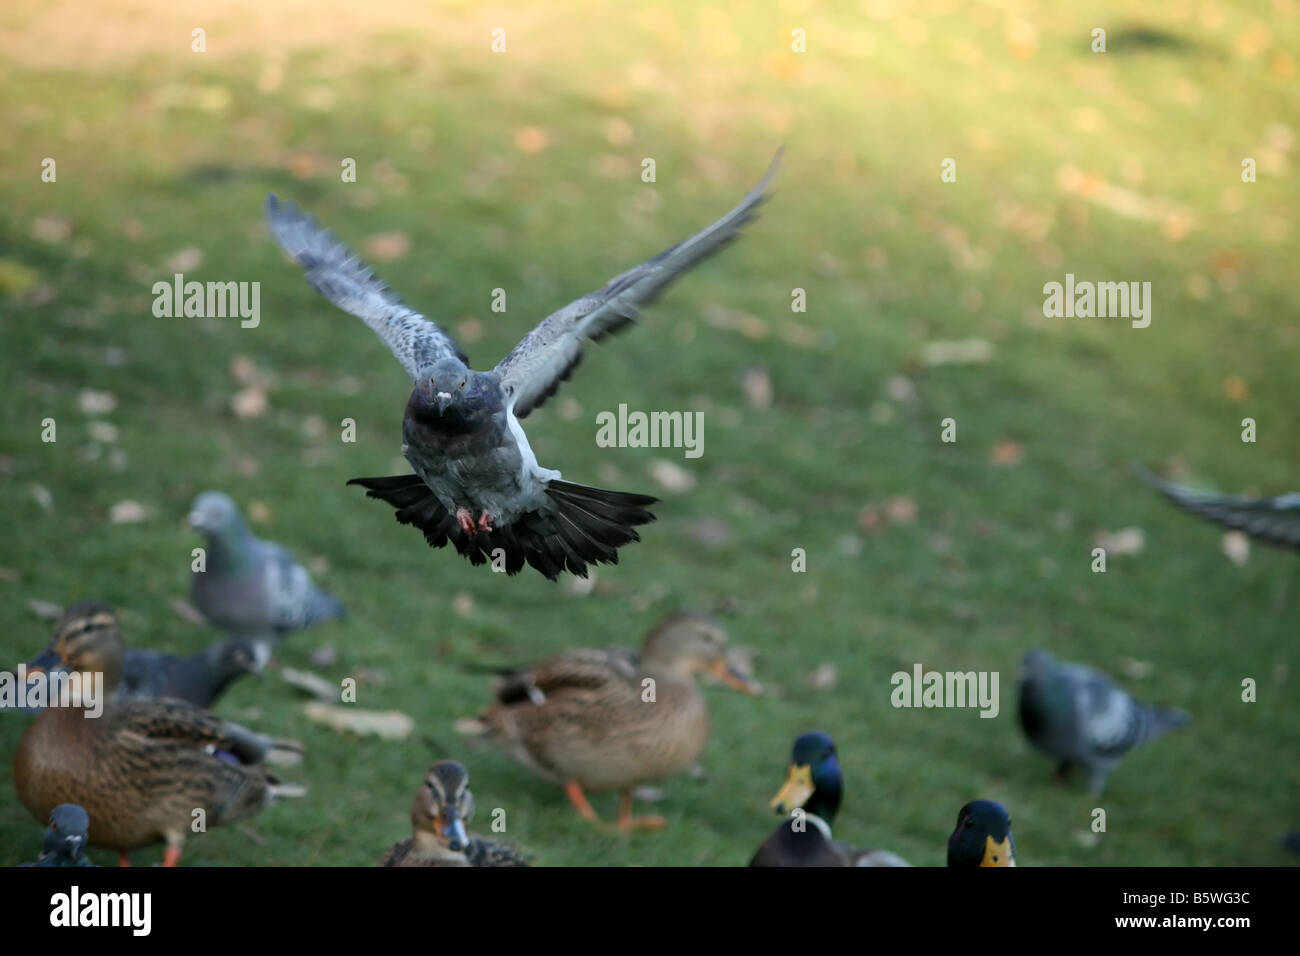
[455,507,477,537]
[477,511,494,532]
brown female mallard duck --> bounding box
[750,732,910,867]
[459,611,760,829]
[380,761,530,867]
[12,601,304,866]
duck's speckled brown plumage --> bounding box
[12,601,303,861]
[467,612,758,818]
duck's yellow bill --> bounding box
[981,835,1014,867]
[769,764,815,814]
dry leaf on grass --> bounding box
[362,232,410,261]
[109,500,148,524]
[281,668,337,702]
[28,599,63,620]
[78,389,118,414]
[169,597,208,626]
[808,662,838,690]
[1221,531,1250,566]
[989,440,1024,466]
[921,338,993,366]
[1094,527,1145,556]
[648,459,696,493]
[303,702,413,739]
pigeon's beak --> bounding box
[186,510,202,529]
[434,391,453,415]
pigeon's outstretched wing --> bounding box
[494,149,783,419]
[1136,465,1300,550]
[265,195,467,380]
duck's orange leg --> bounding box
[617,789,666,831]
[162,845,183,867]
[563,780,601,824]
[118,852,131,867]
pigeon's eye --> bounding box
[459,379,466,390]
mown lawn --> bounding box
[1,0,1297,866]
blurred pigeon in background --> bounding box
[1136,465,1300,551]
[24,601,268,709]
[1018,649,1190,794]
[188,492,344,644]
[18,804,96,867]
[119,636,268,707]
[265,150,781,579]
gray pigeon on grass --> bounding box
[188,492,344,643]
[1136,465,1300,552]
[265,150,781,579]
[1017,649,1190,795]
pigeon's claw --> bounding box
[477,511,494,533]
[455,507,478,537]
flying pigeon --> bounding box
[1018,649,1190,794]
[265,151,781,579]
[19,804,96,867]
[188,491,345,642]
[1136,465,1300,551]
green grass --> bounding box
[1,0,1297,866]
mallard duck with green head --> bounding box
[947,799,1016,867]
[749,731,910,867]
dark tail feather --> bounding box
[1134,464,1300,550]
[347,474,657,580]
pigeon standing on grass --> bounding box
[1017,649,1190,795]
[188,491,345,644]
[1136,465,1300,551]
[16,601,267,710]
[19,804,96,867]
[265,150,781,579]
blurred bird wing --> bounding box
[1075,671,1135,752]
[265,195,468,381]
[1136,466,1300,549]
[493,149,782,419]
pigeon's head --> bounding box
[188,491,242,536]
[1020,648,1056,681]
[641,611,760,694]
[217,638,271,678]
[411,760,474,854]
[769,730,843,822]
[410,358,494,428]
[28,601,126,692]
[44,804,90,858]
[947,799,1015,867]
